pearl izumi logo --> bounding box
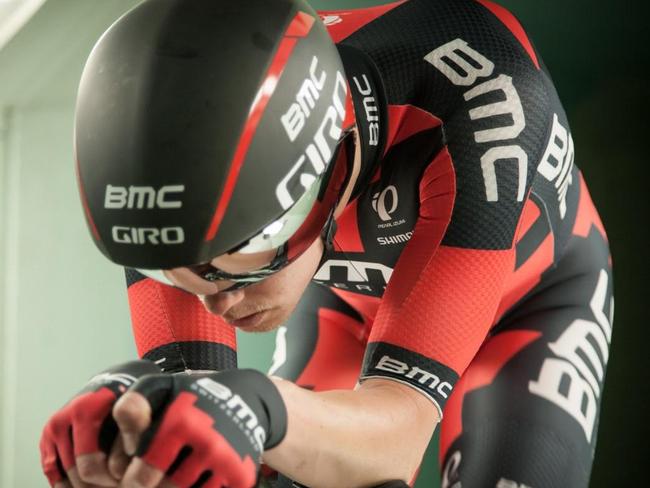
[372,185,399,221]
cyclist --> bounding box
[41,0,613,487]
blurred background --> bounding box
[0,0,646,486]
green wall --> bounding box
[0,1,646,487]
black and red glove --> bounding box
[131,368,287,488]
[39,359,162,486]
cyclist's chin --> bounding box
[228,307,288,333]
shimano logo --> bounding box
[375,355,452,399]
[372,185,399,222]
[104,185,184,210]
[194,378,266,453]
[377,232,413,246]
[112,226,184,245]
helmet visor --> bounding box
[136,129,353,292]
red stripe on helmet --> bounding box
[205,12,316,241]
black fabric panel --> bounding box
[361,341,460,411]
[125,267,148,287]
[143,341,237,373]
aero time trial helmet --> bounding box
[75,0,355,287]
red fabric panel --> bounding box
[515,197,541,243]
[495,233,554,322]
[127,279,236,358]
[319,1,406,43]
[368,145,515,376]
[439,330,541,462]
[386,104,443,151]
[573,173,607,240]
[296,308,366,390]
[142,392,256,488]
[334,198,365,253]
[475,0,540,70]
[373,245,514,376]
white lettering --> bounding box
[464,74,525,143]
[537,114,575,218]
[281,56,327,142]
[375,355,409,375]
[375,355,452,399]
[314,259,393,283]
[111,226,184,245]
[196,378,267,452]
[425,39,528,203]
[529,269,612,443]
[529,357,597,442]
[104,185,185,209]
[425,38,495,86]
[276,71,347,209]
[353,74,380,147]
[481,145,528,201]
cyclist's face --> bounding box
[169,237,325,332]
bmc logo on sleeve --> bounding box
[424,39,528,203]
[375,355,453,399]
[362,342,459,411]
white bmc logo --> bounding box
[375,355,452,399]
[112,226,184,245]
[372,185,399,221]
[194,378,267,453]
[529,269,613,443]
[352,74,380,146]
[105,184,185,209]
[276,57,347,210]
[537,114,574,219]
[425,39,527,203]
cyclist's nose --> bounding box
[201,289,245,317]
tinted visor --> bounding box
[137,129,353,291]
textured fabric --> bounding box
[126,275,236,372]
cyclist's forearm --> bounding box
[263,377,439,487]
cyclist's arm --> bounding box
[125,268,237,372]
[264,376,438,486]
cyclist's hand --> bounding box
[113,369,287,488]
[39,360,162,488]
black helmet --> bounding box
[75,0,353,272]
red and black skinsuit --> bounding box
[125,1,614,486]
